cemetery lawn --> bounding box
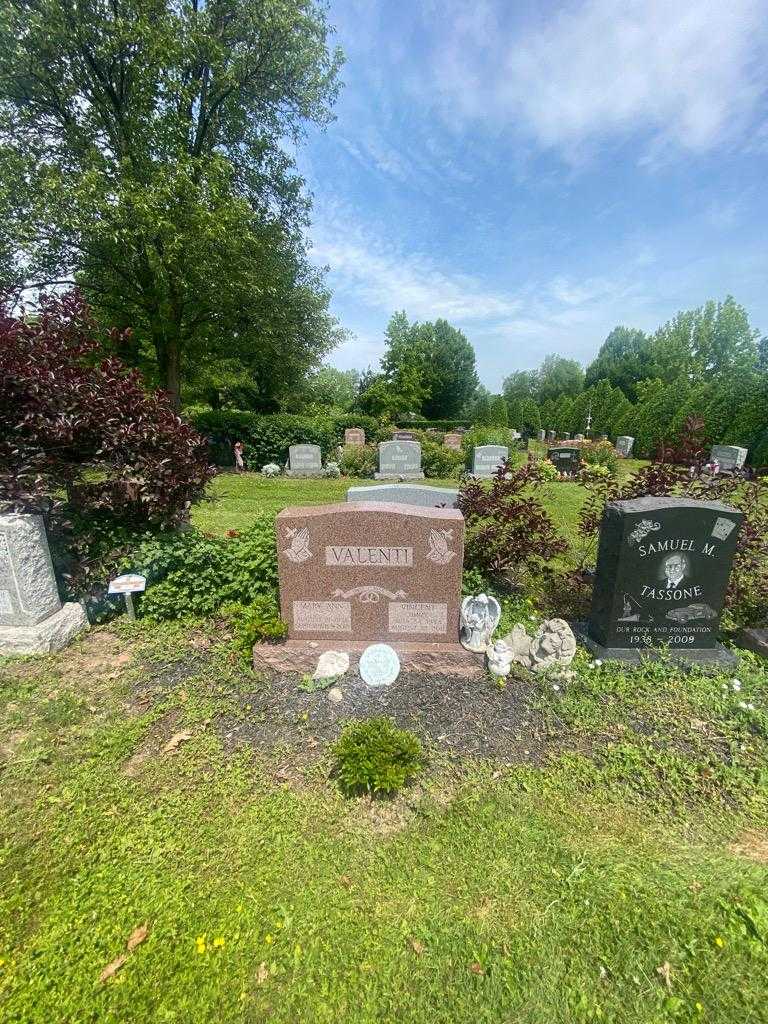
[192,454,647,538]
[2,620,768,1023]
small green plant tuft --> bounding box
[221,597,287,661]
[331,717,424,795]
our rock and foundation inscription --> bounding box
[276,502,464,643]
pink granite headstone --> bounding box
[443,432,462,450]
[276,502,464,643]
[344,428,365,446]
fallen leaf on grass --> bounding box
[656,961,673,990]
[409,939,426,955]
[339,875,354,889]
[98,923,150,983]
[469,962,486,976]
[256,961,269,985]
[163,731,193,754]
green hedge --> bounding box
[395,418,470,431]
[189,410,385,468]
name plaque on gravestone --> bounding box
[584,496,742,665]
[287,444,323,477]
[547,446,581,475]
[375,440,424,479]
[710,445,747,472]
[276,502,464,642]
[472,445,508,478]
[344,428,365,447]
[443,432,462,450]
[346,483,459,508]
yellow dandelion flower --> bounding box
[714,936,724,948]
[696,1003,704,1013]
[195,935,207,954]
[213,937,225,948]
[265,934,273,945]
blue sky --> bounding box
[297,0,768,391]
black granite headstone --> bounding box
[584,496,742,665]
[547,446,581,476]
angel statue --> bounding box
[460,594,501,653]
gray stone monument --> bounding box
[537,430,546,441]
[581,496,742,666]
[547,430,556,442]
[616,436,634,457]
[375,440,424,479]
[0,514,88,655]
[574,433,585,441]
[710,444,748,472]
[472,445,509,478]
[563,432,571,440]
[347,483,458,507]
[286,444,324,477]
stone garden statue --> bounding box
[486,638,513,677]
[460,594,501,653]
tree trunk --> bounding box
[152,317,182,411]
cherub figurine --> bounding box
[486,639,513,677]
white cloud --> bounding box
[429,0,768,156]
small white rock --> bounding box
[313,650,350,681]
[731,679,742,692]
[327,687,344,703]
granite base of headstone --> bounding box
[253,501,481,676]
[375,440,424,479]
[472,445,508,478]
[285,444,324,477]
[346,484,458,507]
[577,496,742,667]
[735,627,768,659]
[0,514,88,656]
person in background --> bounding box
[233,440,245,474]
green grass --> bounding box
[192,453,647,538]
[2,622,767,1022]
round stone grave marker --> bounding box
[359,643,400,687]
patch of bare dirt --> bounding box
[123,708,185,777]
[728,831,768,863]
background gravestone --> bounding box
[344,428,365,447]
[547,430,556,441]
[616,436,634,456]
[547,446,581,476]
[537,430,546,441]
[286,444,323,477]
[710,444,747,472]
[347,483,458,507]
[393,430,415,441]
[0,513,88,654]
[472,445,508,478]
[574,433,585,441]
[376,441,424,479]
[443,432,462,450]
[584,496,742,666]
[562,432,571,440]
[276,502,464,643]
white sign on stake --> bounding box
[108,573,146,621]
[108,574,146,595]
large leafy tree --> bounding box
[648,297,759,383]
[376,311,478,419]
[0,0,343,406]
[537,354,584,403]
[584,326,651,400]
